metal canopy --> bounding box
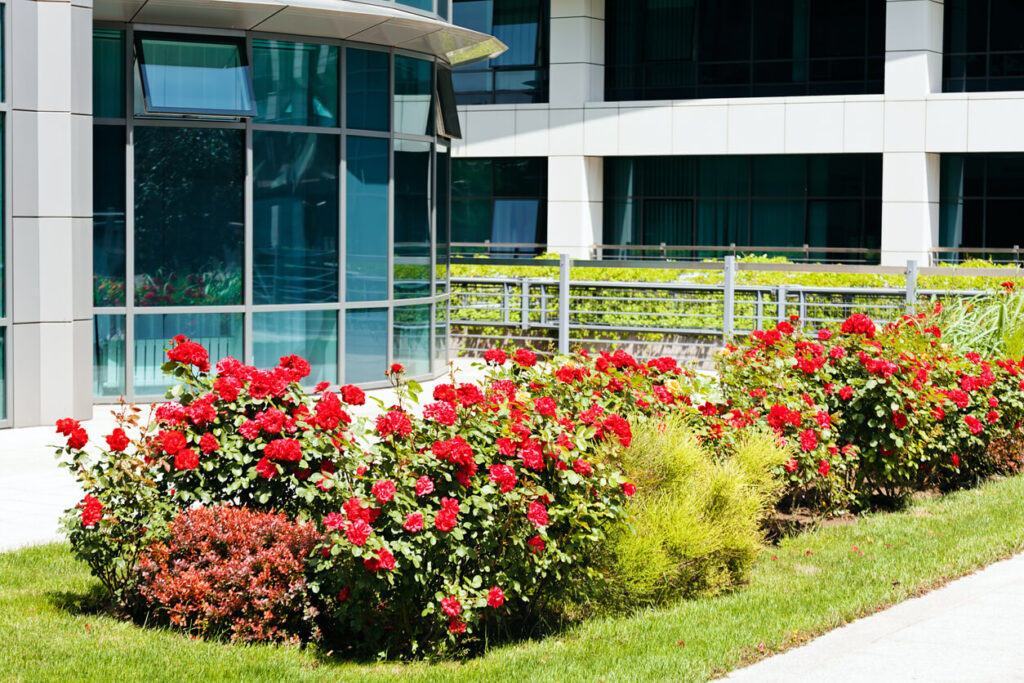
[94,0,507,66]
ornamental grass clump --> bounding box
[600,417,789,607]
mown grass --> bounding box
[4,474,1024,682]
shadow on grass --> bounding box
[46,584,115,618]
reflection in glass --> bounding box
[399,0,433,10]
[346,308,387,384]
[394,304,431,376]
[346,137,389,302]
[94,125,126,306]
[346,49,389,131]
[436,147,450,293]
[134,127,244,306]
[434,302,448,369]
[394,140,432,299]
[451,157,546,252]
[394,55,433,136]
[253,40,338,127]
[94,315,126,398]
[94,30,125,118]
[254,311,338,385]
[253,132,339,304]
[135,34,256,116]
[0,329,5,420]
[134,314,242,395]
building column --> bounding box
[547,157,602,259]
[549,0,604,106]
[10,0,93,426]
[880,0,943,266]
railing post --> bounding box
[521,278,531,331]
[558,253,570,355]
[905,259,918,314]
[777,284,788,323]
[723,255,736,340]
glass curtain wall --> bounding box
[92,25,449,401]
[944,0,1024,92]
[605,0,885,101]
[604,155,882,261]
[451,157,547,254]
[0,5,8,422]
[940,154,1024,258]
[451,0,549,104]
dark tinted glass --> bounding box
[134,127,244,306]
[394,304,431,376]
[945,0,1024,91]
[451,157,547,253]
[346,136,389,302]
[94,314,126,398]
[94,30,125,118]
[394,140,432,298]
[254,310,338,385]
[940,153,1024,255]
[346,49,389,131]
[253,131,339,304]
[94,125,126,306]
[606,0,884,101]
[253,40,338,127]
[394,56,433,136]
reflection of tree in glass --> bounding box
[134,127,245,305]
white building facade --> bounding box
[449,0,1024,266]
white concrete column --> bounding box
[547,156,602,259]
[10,0,94,426]
[881,0,943,266]
[549,0,604,106]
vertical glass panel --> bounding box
[133,313,243,395]
[394,304,431,376]
[253,131,339,304]
[394,55,433,136]
[434,301,448,368]
[394,140,432,299]
[254,310,338,385]
[135,34,256,116]
[94,125,126,306]
[94,29,125,118]
[345,308,387,384]
[452,197,492,243]
[436,146,450,293]
[398,0,433,10]
[134,127,244,306]
[346,136,390,302]
[0,329,5,420]
[94,315,126,398]
[252,40,338,127]
[346,49,389,131]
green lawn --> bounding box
[4,474,1024,682]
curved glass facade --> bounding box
[93,25,450,399]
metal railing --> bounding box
[449,255,1019,365]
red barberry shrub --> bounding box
[137,506,322,643]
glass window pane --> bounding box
[253,131,339,305]
[253,40,338,127]
[94,125,126,306]
[133,314,242,396]
[346,49,389,131]
[254,311,338,385]
[94,314,126,398]
[94,29,125,118]
[346,137,389,302]
[135,33,256,116]
[452,197,493,243]
[394,304,431,376]
[134,127,244,306]
[436,147,450,293]
[394,55,433,136]
[398,0,433,10]
[394,140,432,299]
[435,301,448,368]
[345,308,387,384]
[452,158,493,197]
[0,329,5,420]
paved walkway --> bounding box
[727,552,1024,683]
[0,360,484,552]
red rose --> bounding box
[441,596,462,617]
[199,432,219,453]
[415,475,434,497]
[783,459,798,474]
[448,618,466,634]
[893,412,908,429]
[487,586,505,608]
[817,329,833,341]
[964,415,983,434]
[264,438,302,462]
[56,418,81,437]
[174,448,199,471]
[167,337,210,372]
[839,386,854,400]
[423,401,457,426]
[951,454,960,467]
[434,497,460,532]
[572,459,592,476]
[346,519,372,546]
[375,410,413,439]
[77,494,102,527]
[337,587,350,602]
[371,479,396,504]
[389,363,404,375]
[255,457,277,479]
[514,348,537,367]
[527,536,546,553]
[105,428,130,452]
[484,348,507,365]
[818,460,831,477]
[239,420,260,440]
[404,513,424,532]
[488,464,517,493]
[324,512,346,530]
[527,502,549,528]
[799,429,818,452]
[987,410,999,423]
[341,384,366,406]
[622,482,636,497]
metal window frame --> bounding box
[92,21,450,403]
[0,2,11,426]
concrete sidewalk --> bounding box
[727,552,1024,683]
[0,360,484,552]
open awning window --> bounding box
[435,66,463,139]
[134,33,257,117]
